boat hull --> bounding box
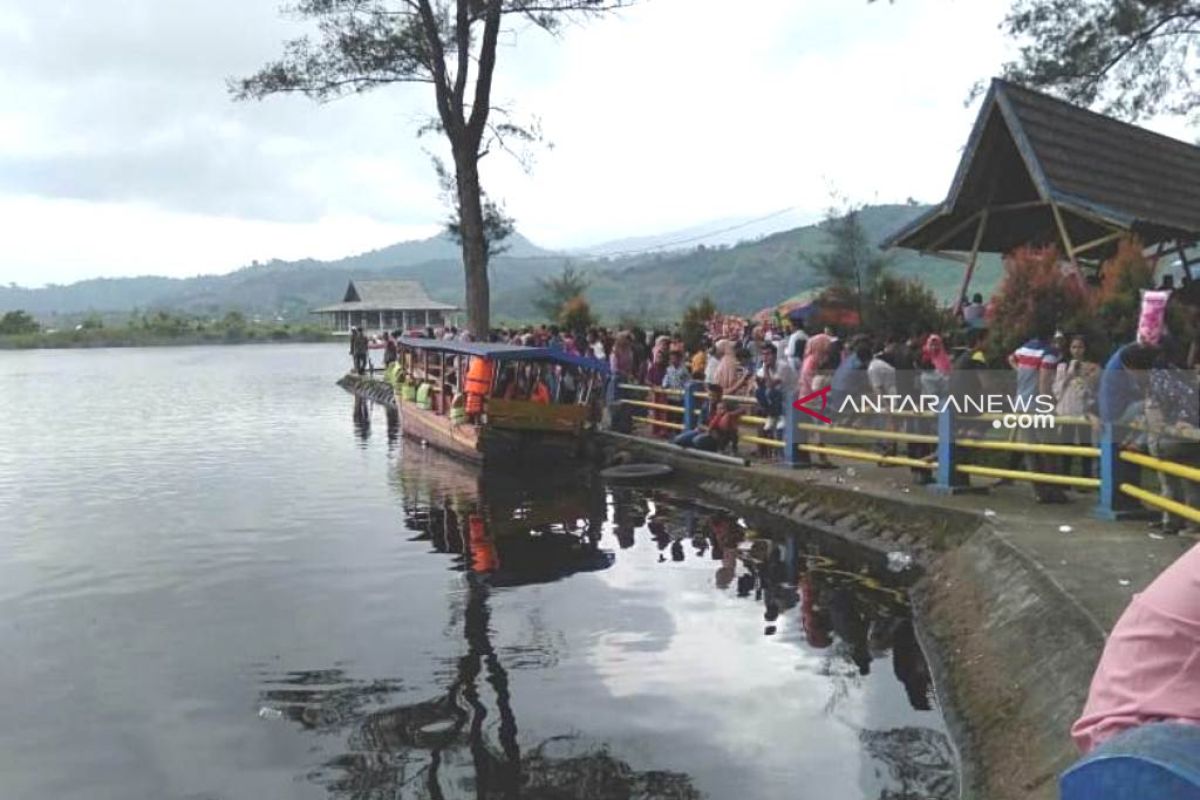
[397,396,586,465]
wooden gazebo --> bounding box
[884,78,1200,305]
[313,279,458,333]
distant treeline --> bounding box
[0,309,336,350]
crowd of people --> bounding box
[580,291,1198,530]
[347,278,1200,531]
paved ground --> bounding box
[753,458,1195,631]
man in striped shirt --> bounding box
[1008,330,1068,502]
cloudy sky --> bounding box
[1,0,1192,287]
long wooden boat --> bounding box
[388,337,609,465]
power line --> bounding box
[516,206,801,262]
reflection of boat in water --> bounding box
[260,448,949,799]
[393,447,613,587]
[386,337,608,466]
[259,449,698,799]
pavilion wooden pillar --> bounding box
[954,209,989,315]
[1177,241,1194,280]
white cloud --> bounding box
[0,195,439,284]
[1,0,1194,285]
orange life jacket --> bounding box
[531,380,551,404]
[465,357,493,396]
[468,514,499,573]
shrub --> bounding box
[987,245,1090,358]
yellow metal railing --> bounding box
[956,464,1099,488]
[1120,450,1200,484]
[1119,483,1200,525]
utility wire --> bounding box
[513,206,801,261]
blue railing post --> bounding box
[683,380,699,432]
[782,384,799,468]
[1093,423,1147,520]
[929,403,979,494]
[604,375,618,431]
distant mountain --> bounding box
[2,206,1002,324]
[0,231,558,318]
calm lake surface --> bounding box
[0,344,955,800]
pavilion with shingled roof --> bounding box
[883,78,1200,307]
[313,279,459,333]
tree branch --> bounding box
[467,0,503,146]
[415,0,464,139]
[452,0,470,114]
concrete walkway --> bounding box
[760,459,1194,632]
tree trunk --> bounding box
[455,155,490,337]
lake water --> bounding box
[0,344,955,800]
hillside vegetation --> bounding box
[2,205,1002,326]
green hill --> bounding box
[2,205,1002,325]
[493,204,1002,322]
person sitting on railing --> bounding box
[754,342,785,446]
[1071,542,1200,753]
[673,386,742,453]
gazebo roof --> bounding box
[884,79,1200,258]
[314,280,458,313]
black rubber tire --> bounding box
[600,463,674,482]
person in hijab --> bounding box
[712,339,747,396]
[609,331,635,379]
[799,333,833,398]
[922,334,953,376]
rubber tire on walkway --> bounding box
[600,463,674,482]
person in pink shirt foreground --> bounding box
[1072,543,1200,753]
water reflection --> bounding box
[353,396,372,444]
[259,428,953,799]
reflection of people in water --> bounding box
[352,396,371,441]
[467,513,500,573]
[610,488,639,549]
[800,573,832,648]
[709,513,743,589]
[830,584,873,676]
[891,619,932,711]
[384,407,399,447]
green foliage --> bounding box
[680,296,717,352]
[533,264,591,321]
[80,314,104,330]
[864,276,951,339]
[0,309,334,350]
[1091,241,1155,353]
[0,310,39,335]
[987,245,1091,358]
[432,157,515,258]
[996,0,1200,119]
[558,295,596,336]
[807,206,893,313]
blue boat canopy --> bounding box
[397,337,609,374]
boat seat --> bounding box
[1060,722,1200,799]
